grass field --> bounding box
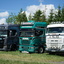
[0,51,64,64]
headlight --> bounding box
[19,46,21,48]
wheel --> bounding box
[38,47,44,54]
[49,52,55,55]
[10,44,17,51]
[29,52,32,54]
[49,52,52,54]
[4,46,8,51]
[20,51,22,53]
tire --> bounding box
[49,52,55,55]
[10,44,17,51]
[20,51,22,53]
[4,46,8,51]
[49,52,52,54]
[29,52,32,54]
[38,47,44,54]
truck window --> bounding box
[20,28,34,37]
[47,27,63,33]
[20,31,34,37]
[35,30,43,36]
[8,30,17,37]
[0,30,7,37]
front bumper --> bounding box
[0,46,7,51]
[46,48,64,53]
[19,45,38,53]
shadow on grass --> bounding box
[46,52,64,57]
[0,59,49,64]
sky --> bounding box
[0,0,64,24]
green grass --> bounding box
[0,51,64,64]
[0,60,47,64]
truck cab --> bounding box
[19,21,47,53]
[46,22,64,53]
[0,24,20,51]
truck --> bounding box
[0,24,20,51]
[19,21,47,53]
[46,22,64,54]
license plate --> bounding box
[22,38,29,40]
[22,51,29,53]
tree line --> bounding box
[6,5,64,24]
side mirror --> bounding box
[35,30,43,36]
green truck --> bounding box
[19,21,47,53]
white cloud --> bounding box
[26,3,57,18]
[0,18,7,24]
[0,11,9,24]
[0,11,9,17]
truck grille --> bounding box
[51,43,58,47]
[23,46,28,51]
[51,40,58,43]
[22,40,30,45]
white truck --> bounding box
[46,22,64,53]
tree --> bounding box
[61,6,64,22]
[6,8,27,24]
[41,11,46,22]
[56,6,61,21]
[48,9,54,23]
[33,10,42,22]
[33,10,46,22]
[22,11,27,22]
[53,12,58,22]
[16,9,27,24]
[6,13,16,24]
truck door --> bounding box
[8,30,18,50]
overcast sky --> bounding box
[0,0,64,24]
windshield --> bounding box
[20,28,34,37]
[47,27,64,33]
[20,31,34,37]
[0,30,7,37]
